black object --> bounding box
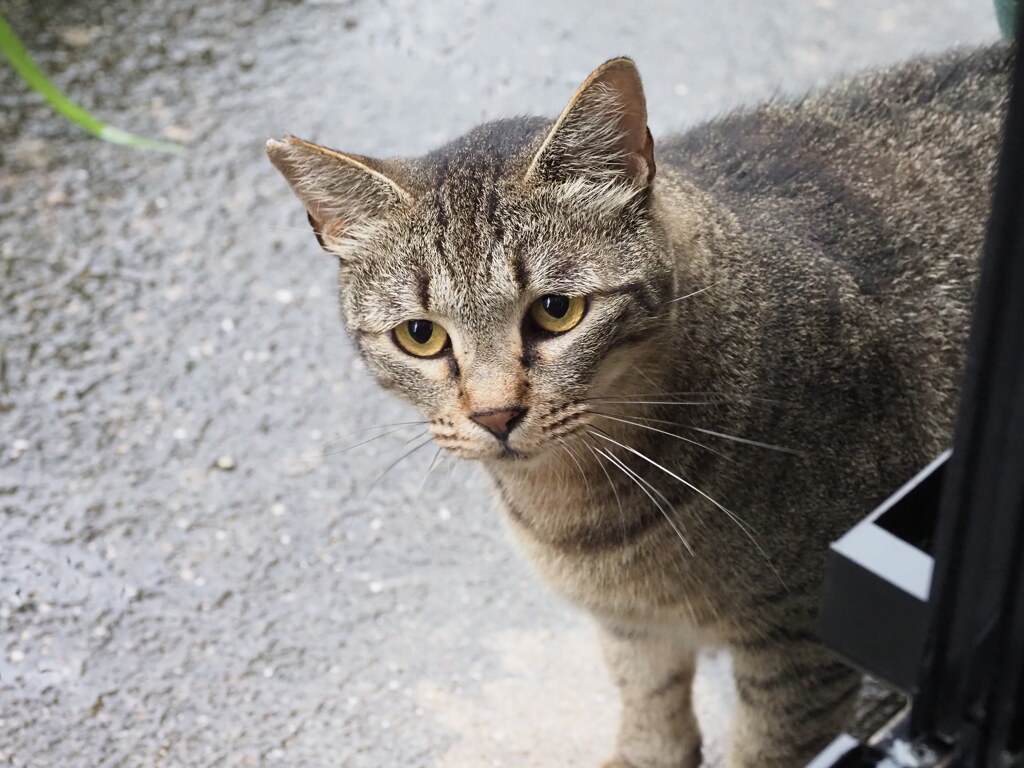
[809,13,1024,768]
[818,452,945,692]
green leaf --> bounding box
[0,12,184,154]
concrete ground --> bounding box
[0,1,1000,766]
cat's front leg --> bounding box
[598,622,703,768]
[727,634,860,768]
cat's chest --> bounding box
[489,464,723,627]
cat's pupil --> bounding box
[542,295,570,318]
[408,320,433,344]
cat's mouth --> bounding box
[498,445,529,461]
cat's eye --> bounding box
[393,319,449,357]
[529,294,587,334]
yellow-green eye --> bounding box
[529,295,586,334]
[394,319,449,357]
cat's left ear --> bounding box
[525,57,655,192]
[266,136,412,256]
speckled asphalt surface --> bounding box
[0,1,1001,766]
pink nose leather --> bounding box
[470,407,526,439]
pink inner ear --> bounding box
[597,65,656,186]
[601,67,648,148]
[639,126,657,185]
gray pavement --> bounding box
[0,1,1001,766]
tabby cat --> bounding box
[266,46,1010,768]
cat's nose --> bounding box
[470,407,526,440]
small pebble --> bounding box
[45,189,69,206]
[215,455,236,471]
[60,27,96,48]
[162,125,192,143]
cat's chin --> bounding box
[472,447,531,464]
[498,445,531,461]
[477,443,561,466]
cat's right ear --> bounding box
[524,57,655,195]
[265,136,412,256]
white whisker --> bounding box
[589,429,784,587]
[557,438,591,497]
[665,280,723,304]
[265,222,326,237]
[592,444,694,556]
[596,412,801,456]
[589,412,729,460]
[321,423,423,457]
[419,446,445,492]
[584,392,792,406]
[321,420,428,451]
[681,425,804,456]
[583,440,627,545]
[364,432,434,497]
[627,363,666,395]
[585,399,730,407]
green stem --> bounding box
[0,12,183,154]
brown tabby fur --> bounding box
[266,45,1011,767]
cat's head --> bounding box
[267,58,675,462]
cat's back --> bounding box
[659,45,1011,301]
[661,45,1009,215]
